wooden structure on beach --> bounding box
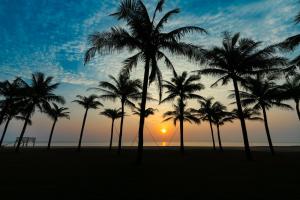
[14,137,36,148]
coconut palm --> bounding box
[230,76,292,155]
[162,71,204,153]
[0,78,26,126]
[132,103,158,118]
[0,103,31,148]
[15,72,65,152]
[73,95,102,151]
[279,74,300,120]
[211,104,234,152]
[191,97,223,150]
[162,100,200,153]
[84,0,207,163]
[45,103,70,150]
[199,32,286,160]
[89,73,141,154]
[100,108,123,151]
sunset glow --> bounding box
[160,128,167,134]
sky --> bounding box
[0,0,299,147]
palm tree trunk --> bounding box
[209,119,216,150]
[117,101,125,155]
[109,119,115,151]
[0,104,8,126]
[295,99,300,121]
[137,58,150,164]
[47,119,57,150]
[78,108,88,151]
[15,110,32,152]
[232,78,252,160]
[261,105,275,155]
[217,124,223,152]
[0,117,11,148]
[179,118,184,154]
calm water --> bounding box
[5,141,300,147]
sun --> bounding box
[160,128,167,134]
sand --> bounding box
[0,147,299,199]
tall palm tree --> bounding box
[211,104,233,152]
[230,76,292,155]
[84,0,207,163]
[163,100,200,153]
[279,7,300,67]
[0,78,26,126]
[100,108,123,151]
[0,103,31,148]
[15,72,65,152]
[132,103,158,118]
[191,97,223,150]
[45,103,70,150]
[162,71,204,153]
[89,73,141,154]
[73,94,103,151]
[199,32,286,160]
[279,74,300,120]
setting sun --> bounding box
[161,128,167,134]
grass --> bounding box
[0,147,299,199]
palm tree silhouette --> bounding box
[89,73,141,154]
[199,32,286,160]
[163,100,200,153]
[162,71,204,153]
[230,76,292,155]
[279,74,300,120]
[191,97,223,150]
[0,78,26,126]
[84,0,207,163]
[210,103,233,152]
[0,103,31,148]
[15,72,65,152]
[45,103,70,150]
[231,107,263,122]
[73,94,103,151]
[100,108,123,151]
[132,103,158,118]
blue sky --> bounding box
[0,0,299,146]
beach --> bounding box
[0,147,299,199]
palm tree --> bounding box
[279,74,300,120]
[199,32,286,160]
[163,100,200,153]
[162,71,204,153]
[231,107,263,122]
[84,0,207,163]
[132,103,158,118]
[0,78,26,126]
[45,103,70,150]
[0,103,31,148]
[191,97,223,150]
[89,73,141,154]
[279,7,300,67]
[100,108,123,151]
[73,95,103,151]
[15,72,65,152]
[230,76,292,155]
[211,104,234,152]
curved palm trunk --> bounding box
[295,99,300,121]
[216,124,223,152]
[209,119,216,150]
[0,117,11,148]
[137,58,150,164]
[117,101,125,155]
[47,119,57,150]
[109,119,115,151]
[78,108,88,151]
[15,110,32,152]
[232,78,252,160]
[261,105,275,155]
[0,105,8,126]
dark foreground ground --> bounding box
[0,147,299,199]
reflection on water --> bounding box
[161,142,167,146]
